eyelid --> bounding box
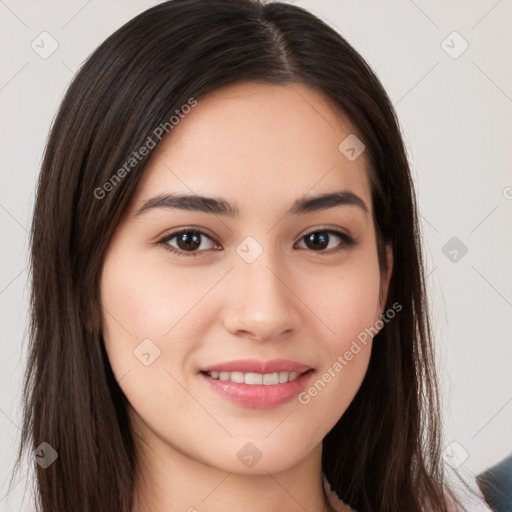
[156,225,357,258]
[156,227,220,257]
[297,224,353,241]
[296,227,357,252]
[157,226,217,242]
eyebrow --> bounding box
[135,190,368,217]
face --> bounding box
[100,81,392,475]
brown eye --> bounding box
[157,229,218,257]
[175,231,201,251]
[297,230,355,253]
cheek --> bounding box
[100,248,211,344]
[99,246,221,402]
[310,253,382,352]
[294,251,381,411]
[99,250,200,414]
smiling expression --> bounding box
[100,81,392,474]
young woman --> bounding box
[11,1,491,511]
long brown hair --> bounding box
[11,0,470,510]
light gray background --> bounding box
[1,0,511,509]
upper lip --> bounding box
[201,358,313,374]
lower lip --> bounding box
[200,370,315,408]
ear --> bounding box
[379,243,393,314]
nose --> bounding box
[222,254,302,343]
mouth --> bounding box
[201,369,309,385]
[198,359,315,408]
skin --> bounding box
[100,81,393,512]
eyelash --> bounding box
[156,227,356,258]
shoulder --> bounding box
[323,470,493,512]
[444,465,493,512]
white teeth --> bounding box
[206,370,304,385]
[245,372,263,385]
[263,372,279,385]
[278,371,288,383]
[230,371,245,383]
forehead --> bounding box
[129,81,372,218]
